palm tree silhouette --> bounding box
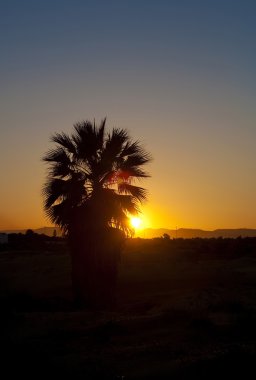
[43,119,151,306]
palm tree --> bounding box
[42,118,151,307]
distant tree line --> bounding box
[127,236,256,260]
[0,230,65,252]
[2,232,256,260]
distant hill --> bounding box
[137,228,256,239]
[2,227,256,239]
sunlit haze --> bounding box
[1,0,256,231]
[130,217,142,230]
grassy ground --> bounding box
[1,238,256,379]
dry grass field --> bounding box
[1,237,256,379]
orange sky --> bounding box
[1,112,255,231]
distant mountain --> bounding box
[137,228,256,239]
[2,227,256,239]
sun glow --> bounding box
[130,217,142,229]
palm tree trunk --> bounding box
[69,228,123,308]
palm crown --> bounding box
[43,119,151,235]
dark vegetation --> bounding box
[1,234,256,378]
[3,230,64,252]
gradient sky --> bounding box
[1,0,256,230]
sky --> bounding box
[1,0,256,230]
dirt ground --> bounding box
[1,238,256,379]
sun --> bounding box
[130,216,142,229]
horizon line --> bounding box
[1,226,256,232]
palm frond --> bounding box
[118,146,152,178]
[51,132,76,154]
[115,194,140,214]
[43,177,85,209]
[123,153,152,167]
[119,166,150,179]
[43,178,65,209]
[96,118,106,150]
[103,128,129,160]
[42,147,72,165]
[73,120,103,161]
[118,183,148,203]
[45,201,71,233]
[104,192,134,235]
[110,213,131,234]
[49,162,73,178]
[120,140,144,158]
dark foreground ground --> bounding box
[1,237,256,379]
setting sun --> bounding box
[130,217,142,229]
